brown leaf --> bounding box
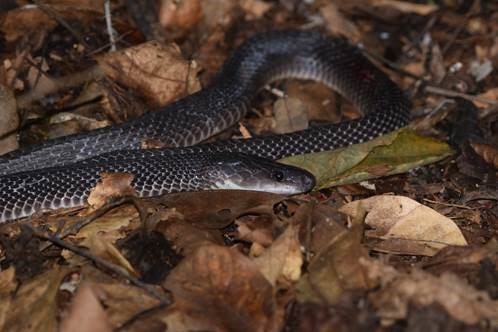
[0,82,18,155]
[320,3,361,42]
[272,97,309,134]
[155,190,285,228]
[362,259,498,325]
[87,172,137,210]
[163,245,282,332]
[96,41,201,107]
[470,142,498,169]
[254,223,303,286]
[339,195,468,256]
[297,204,370,304]
[159,0,203,30]
[59,283,112,332]
[3,266,68,332]
[239,0,273,19]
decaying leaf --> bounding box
[163,244,281,331]
[470,142,498,169]
[297,207,371,304]
[0,268,16,329]
[2,266,68,332]
[272,97,309,134]
[320,3,361,42]
[254,223,303,286]
[281,128,454,189]
[0,82,18,154]
[340,195,468,256]
[361,259,498,325]
[96,41,201,107]
[155,190,285,228]
[159,0,203,30]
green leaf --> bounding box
[279,128,454,189]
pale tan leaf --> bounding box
[339,195,468,256]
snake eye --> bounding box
[272,170,284,182]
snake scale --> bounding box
[0,30,411,222]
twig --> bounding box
[39,196,148,251]
[424,85,497,106]
[361,48,424,81]
[32,1,90,51]
[29,225,171,303]
[104,0,117,52]
[115,302,171,331]
[422,198,474,210]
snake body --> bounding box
[0,30,411,222]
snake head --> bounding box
[205,152,315,195]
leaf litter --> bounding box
[0,0,497,331]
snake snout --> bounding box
[209,153,315,195]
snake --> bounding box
[0,30,411,222]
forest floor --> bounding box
[0,0,497,331]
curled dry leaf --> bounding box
[59,282,112,332]
[361,259,498,325]
[320,3,361,43]
[87,172,137,210]
[470,142,498,169]
[0,82,18,154]
[96,41,201,107]
[163,245,281,332]
[339,195,468,256]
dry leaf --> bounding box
[87,173,137,210]
[272,97,309,134]
[59,283,112,332]
[159,0,203,30]
[163,245,281,331]
[361,259,498,325]
[0,82,18,155]
[240,0,272,19]
[254,223,303,285]
[3,266,68,332]
[371,0,438,15]
[0,268,16,329]
[96,41,201,107]
[470,142,498,169]
[475,87,498,108]
[296,209,371,304]
[339,195,468,256]
[320,3,361,42]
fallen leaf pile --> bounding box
[0,0,497,331]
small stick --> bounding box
[33,1,90,51]
[104,0,117,52]
[424,85,497,106]
[29,224,171,303]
